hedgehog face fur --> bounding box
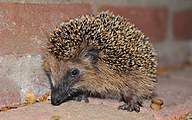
[44,11,158,112]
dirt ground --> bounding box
[0,66,192,120]
[0,101,156,120]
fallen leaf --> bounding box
[25,92,36,104]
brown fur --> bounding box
[44,45,156,112]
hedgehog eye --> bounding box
[70,68,79,77]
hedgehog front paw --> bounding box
[73,95,89,103]
[119,87,142,112]
[118,99,142,112]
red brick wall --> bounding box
[98,5,168,42]
[173,9,192,40]
[0,1,192,107]
[0,2,191,57]
[0,3,92,56]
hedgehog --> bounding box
[43,11,158,112]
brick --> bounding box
[0,3,92,56]
[0,77,20,107]
[173,9,192,40]
[97,5,168,42]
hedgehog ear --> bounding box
[80,46,99,64]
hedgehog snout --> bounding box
[51,90,70,106]
[51,86,70,106]
[51,95,62,106]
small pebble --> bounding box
[48,95,51,100]
[51,115,60,120]
[150,103,161,110]
[151,98,163,105]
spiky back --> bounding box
[47,11,158,80]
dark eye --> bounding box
[71,69,79,77]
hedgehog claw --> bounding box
[137,100,143,107]
[120,87,142,112]
[118,103,140,112]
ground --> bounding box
[0,65,192,120]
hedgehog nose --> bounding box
[51,96,61,106]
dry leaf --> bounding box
[39,93,50,102]
[0,105,18,112]
[25,92,36,104]
[39,95,44,102]
[51,115,60,120]
[43,93,49,101]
